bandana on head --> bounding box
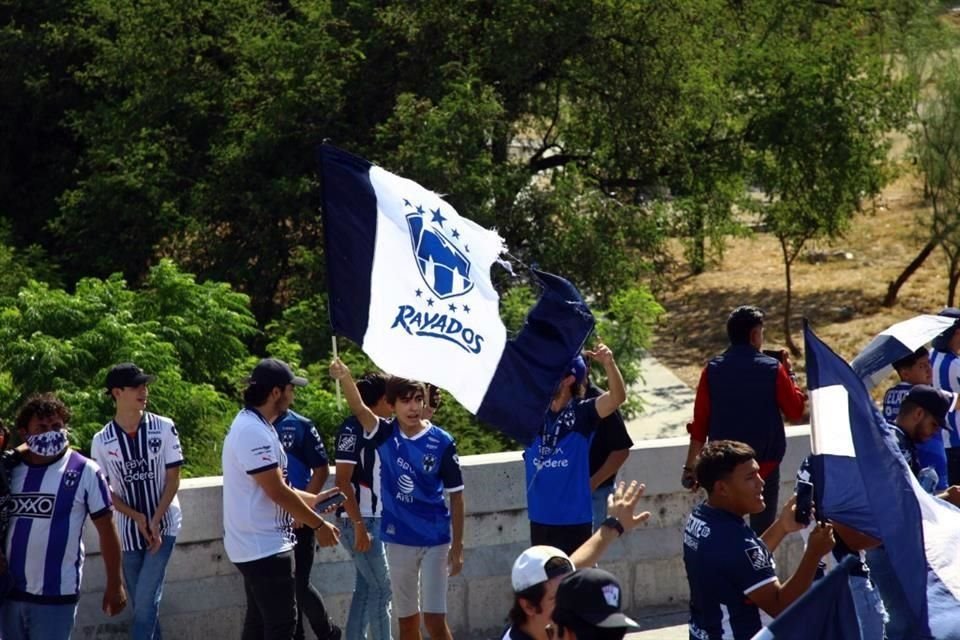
[27,430,69,457]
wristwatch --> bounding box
[601,516,624,537]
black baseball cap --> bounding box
[247,358,307,388]
[552,568,641,631]
[905,384,954,427]
[105,363,157,391]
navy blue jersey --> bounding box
[884,383,948,490]
[370,419,463,546]
[524,398,598,525]
[273,410,329,491]
[684,503,776,640]
[334,417,383,518]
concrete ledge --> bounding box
[75,427,813,639]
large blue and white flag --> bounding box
[319,144,594,444]
[750,556,861,640]
[804,324,960,639]
[849,314,955,389]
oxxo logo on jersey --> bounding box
[10,493,56,519]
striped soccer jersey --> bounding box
[931,349,960,448]
[335,416,383,519]
[91,412,184,551]
[6,449,113,602]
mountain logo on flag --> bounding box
[406,206,473,300]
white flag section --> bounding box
[850,314,956,389]
[320,144,595,444]
[362,165,507,412]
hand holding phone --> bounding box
[795,480,814,526]
[314,491,346,514]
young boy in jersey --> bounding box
[329,360,464,640]
[525,344,626,555]
[882,347,950,491]
[334,372,394,640]
[2,393,127,640]
[930,308,960,483]
[91,363,183,640]
[682,440,834,640]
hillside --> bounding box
[650,173,949,396]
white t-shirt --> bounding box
[222,408,294,563]
[91,412,185,551]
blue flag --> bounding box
[319,144,595,444]
[750,556,861,640]
[804,324,960,639]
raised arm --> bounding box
[329,358,379,432]
[587,344,626,419]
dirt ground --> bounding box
[650,172,953,397]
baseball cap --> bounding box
[569,356,587,386]
[552,568,641,631]
[247,358,308,388]
[511,546,575,593]
[905,384,954,427]
[105,363,157,391]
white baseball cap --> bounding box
[511,546,575,592]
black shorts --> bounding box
[529,521,592,556]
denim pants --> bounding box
[849,574,885,640]
[591,484,616,531]
[122,535,176,640]
[0,600,78,640]
[235,550,297,640]
[340,518,392,640]
[866,546,921,640]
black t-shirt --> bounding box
[585,383,633,489]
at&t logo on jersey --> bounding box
[10,493,56,519]
[396,474,415,503]
[389,202,485,355]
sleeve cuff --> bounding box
[743,575,778,595]
[89,506,113,520]
[165,460,185,469]
[246,462,279,475]
[444,485,465,493]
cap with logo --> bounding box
[247,358,308,388]
[511,546,575,593]
[905,384,955,427]
[105,363,157,391]
[569,356,587,386]
[552,568,641,631]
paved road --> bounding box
[624,355,695,442]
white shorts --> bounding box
[385,542,451,617]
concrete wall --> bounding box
[72,427,813,639]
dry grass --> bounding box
[650,172,953,399]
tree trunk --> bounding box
[884,238,938,307]
[949,255,960,307]
[779,237,801,357]
[690,210,706,275]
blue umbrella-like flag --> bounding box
[850,314,956,389]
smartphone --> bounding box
[795,480,813,526]
[762,349,786,363]
[314,492,346,513]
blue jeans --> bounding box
[849,574,885,640]
[340,518,392,640]
[0,600,77,640]
[123,535,176,640]
[591,484,616,530]
[866,546,920,640]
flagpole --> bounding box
[332,335,342,410]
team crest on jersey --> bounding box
[64,469,81,488]
[279,431,295,450]
[422,454,437,473]
[148,437,162,455]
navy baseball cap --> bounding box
[552,568,641,631]
[105,363,157,391]
[905,385,954,427]
[569,355,587,385]
[247,358,308,388]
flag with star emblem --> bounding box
[319,144,594,444]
